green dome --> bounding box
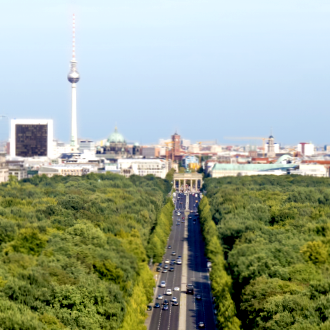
[107,127,126,144]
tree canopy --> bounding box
[203,175,330,329]
[0,173,172,330]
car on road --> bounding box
[162,269,167,273]
[167,245,172,249]
[154,303,160,308]
[178,256,182,258]
[157,294,163,300]
[160,281,166,288]
[163,265,169,269]
[176,222,180,226]
[163,299,169,305]
[156,267,161,272]
[176,259,182,265]
[164,259,169,264]
[172,297,177,302]
[186,284,194,294]
[171,251,176,256]
[174,287,180,291]
[169,267,174,272]
[198,321,205,328]
[166,289,172,296]
[182,216,184,220]
[163,305,169,310]
[196,294,202,300]
[177,212,181,215]
[172,301,179,306]
[147,305,152,311]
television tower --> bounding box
[67,14,80,152]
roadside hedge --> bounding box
[199,196,241,330]
[147,199,174,264]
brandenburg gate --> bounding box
[173,172,203,192]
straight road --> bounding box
[149,191,215,330]
[186,193,216,329]
[149,192,186,330]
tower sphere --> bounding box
[68,60,80,83]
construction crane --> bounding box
[224,137,267,157]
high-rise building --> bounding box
[171,132,181,157]
[267,135,276,157]
[67,14,80,152]
[10,119,54,158]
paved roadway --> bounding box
[149,191,215,330]
[149,192,186,330]
[186,193,216,329]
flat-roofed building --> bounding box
[38,164,98,178]
[0,153,8,183]
[117,158,168,178]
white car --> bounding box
[164,259,169,264]
[160,281,166,288]
[176,259,182,265]
[166,289,172,296]
[177,212,181,215]
[174,287,180,291]
[157,294,163,300]
[172,297,177,302]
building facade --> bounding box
[38,164,98,177]
[10,119,54,158]
[0,153,8,183]
[117,159,168,179]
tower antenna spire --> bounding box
[72,14,76,60]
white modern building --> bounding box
[38,164,98,177]
[0,153,8,183]
[10,119,54,158]
[298,143,315,156]
[117,159,168,178]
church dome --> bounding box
[107,127,126,144]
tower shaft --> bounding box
[71,83,78,150]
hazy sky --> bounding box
[0,0,329,146]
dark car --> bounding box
[147,305,152,311]
[158,263,163,267]
[163,299,169,305]
[154,303,160,308]
[163,305,169,310]
[169,267,175,272]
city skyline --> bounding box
[0,1,330,145]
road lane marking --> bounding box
[178,211,188,330]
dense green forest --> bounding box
[0,173,172,330]
[203,175,330,330]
